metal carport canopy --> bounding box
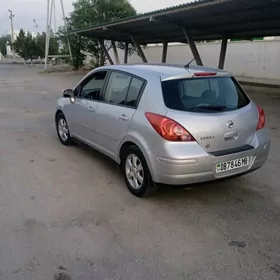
[73,0,280,44]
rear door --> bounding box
[94,71,145,159]
[162,76,258,153]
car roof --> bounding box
[99,63,231,80]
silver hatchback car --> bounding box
[55,64,270,197]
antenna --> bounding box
[184,57,195,68]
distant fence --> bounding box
[109,40,280,80]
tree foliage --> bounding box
[57,23,86,70]
[36,32,59,59]
[13,29,59,62]
[13,29,29,60]
[57,0,137,69]
[71,0,136,26]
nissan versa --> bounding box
[55,64,270,197]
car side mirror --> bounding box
[63,88,74,98]
[63,89,75,103]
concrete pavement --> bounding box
[0,64,280,280]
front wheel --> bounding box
[56,113,73,146]
[122,146,157,197]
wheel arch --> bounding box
[55,109,64,122]
[118,138,155,181]
[119,141,136,161]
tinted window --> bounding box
[162,77,250,113]
[103,72,132,105]
[79,71,107,100]
[125,77,144,107]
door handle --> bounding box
[119,114,129,121]
[88,106,94,112]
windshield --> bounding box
[161,76,250,113]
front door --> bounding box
[94,71,145,159]
[70,70,108,143]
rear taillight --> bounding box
[145,112,195,142]
[257,106,265,130]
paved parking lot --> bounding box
[0,64,279,280]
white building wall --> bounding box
[111,40,280,80]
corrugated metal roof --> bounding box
[72,0,280,44]
[129,0,212,16]
[72,0,215,33]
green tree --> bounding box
[13,29,59,63]
[36,32,59,62]
[25,32,37,62]
[57,23,86,70]
[13,29,28,60]
[75,0,137,66]
[58,0,137,69]
[13,29,37,62]
[0,35,11,57]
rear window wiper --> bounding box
[186,105,228,111]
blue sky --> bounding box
[0,0,191,36]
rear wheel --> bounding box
[56,113,73,146]
[122,145,157,197]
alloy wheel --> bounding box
[58,118,69,142]
[125,154,144,190]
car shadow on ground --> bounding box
[69,137,264,206]
[153,178,260,207]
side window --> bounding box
[103,72,132,105]
[125,77,144,107]
[79,71,107,100]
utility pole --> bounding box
[44,0,50,70]
[45,0,72,71]
[60,0,73,63]
[8,9,15,62]
[53,0,57,33]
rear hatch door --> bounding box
[162,75,258,153]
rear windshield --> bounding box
[161,76,250,113]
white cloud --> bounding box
[0,0,191,35]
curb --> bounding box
[239,80,280,89]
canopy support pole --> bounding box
[162,41,168,63]
[131,35,148,63]
[111,41,120,64]
[124,42,129,64]
[218,37,228,69]
[183,28,203,66]
[98,39,114,65]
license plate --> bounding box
[216,157,249,173]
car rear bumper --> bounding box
[147,130,270,185]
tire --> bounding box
[56,112,73,146]
[122,145,157,197]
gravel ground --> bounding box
[0,64,279,280]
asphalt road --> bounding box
[0,64,279,280]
